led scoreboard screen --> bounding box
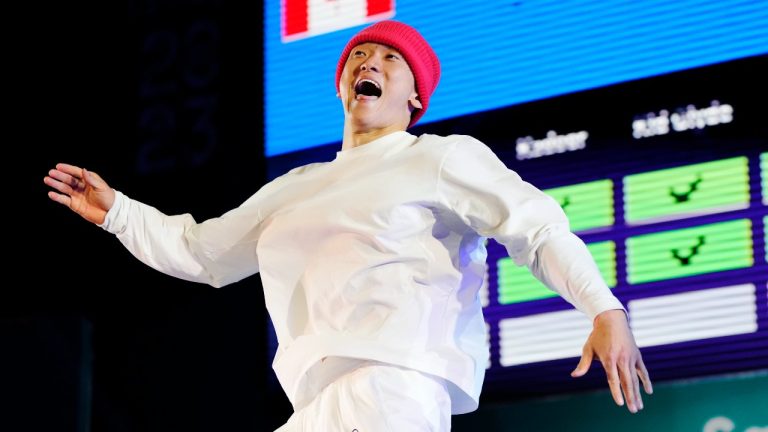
[264,0,768,399]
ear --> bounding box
[408,92,423,110]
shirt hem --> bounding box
[273,334,481,415]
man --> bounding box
[45,20,651,431]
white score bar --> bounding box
[495,283,757,368]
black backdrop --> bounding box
[9,0,294,430]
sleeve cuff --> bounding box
[585,298,627,322]
[98,190,129,234]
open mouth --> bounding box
[354,79,382,99]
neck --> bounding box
[341,122,407,151]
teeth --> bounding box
[357,79,380,89]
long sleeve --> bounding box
[437,136,623,319]
[98,189,263,288]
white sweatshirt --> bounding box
[100,131,624,414]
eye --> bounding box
[386,53,400,60]
[352,50,366,57]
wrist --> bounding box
[594,308,627,326]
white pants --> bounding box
[275,362,452,431]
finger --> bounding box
[605,362,625,408]
[48,168,81,189]
[632,361,643,410]
[571,349,593,378]
[83,168,103,190]
[618,359,638,413]
[83,168,94,185]
[44,175,74,196]
[48,191,72,207]
[56,163,85,179]
[637,357,653,394]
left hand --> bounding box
[571,309,653,413]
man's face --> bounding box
[338,43,422,131]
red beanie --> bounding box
[335,20,441,128]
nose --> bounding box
[360,57,380,72]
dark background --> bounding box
[9,1,294,430]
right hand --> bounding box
[44,163,115,225]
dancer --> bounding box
[45,20,652,431]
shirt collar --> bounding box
[335,131,416,160]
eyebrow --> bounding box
[356,43,402,55]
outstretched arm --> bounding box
[44,163,115,225]
[44,162,264,287]
[437,137,653,413]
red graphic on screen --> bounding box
[282,0,395,42]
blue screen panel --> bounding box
[265,0,768,156]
